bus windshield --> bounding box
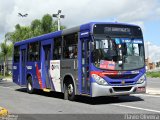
[92,37,145,71]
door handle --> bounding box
[74,60,78,70]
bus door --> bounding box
[80,38,90,94]
[41,40,52,89]
[20,45,27,86]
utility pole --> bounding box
[147,41,149,59]
[52,10,65,31]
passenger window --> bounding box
[63,33,78,59]
[14,46,20,63]
[53,37,62,60]
[28,42,40,61]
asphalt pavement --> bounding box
[0,78,160,120]
[146,78,160,95]
[147,78,160,89]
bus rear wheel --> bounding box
[27,76,34,94]
[64,81,75,101]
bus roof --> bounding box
[14,22,139,46]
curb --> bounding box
[0,107,8,117]
[0,77,12,82]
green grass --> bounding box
[146,72,160,78]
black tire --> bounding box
[27,76,34,94]
[64,80,76,101]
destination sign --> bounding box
[104,27,131,33]
[93,24,142,37]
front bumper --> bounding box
[91,81,146,97]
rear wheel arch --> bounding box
[26,73,34,94]
[26,73,33,83]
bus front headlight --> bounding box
[136,74,146,84]
[92,74,108,85]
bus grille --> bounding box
[110,81,135,85]
[107,74,138,79]
[113,87,132,92]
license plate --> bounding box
[136,87,145,92]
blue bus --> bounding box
[13,22,146,101]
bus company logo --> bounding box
[80,32,89,36]
[51,65,59,70]
[131,70,139,74]
[121,80,125,85]
[118,71,122,75]
[26,66,32,70]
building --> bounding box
[145,58,156,70]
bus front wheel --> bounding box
[64,81,75,101]
[27,76,34,94]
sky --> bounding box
[0,0,160,62]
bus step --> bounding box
[81,94,90,97]
[43,88,51,92]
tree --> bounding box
[2,13,66,75]
[0,41,10,76]
[5,14,66,44]
[5,24,24,43]
[41,14,53,33]
[31,19,42,36]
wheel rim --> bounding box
[28,82,32,91]
[67,84,73,95]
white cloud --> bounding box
[156,7,160,17]
[0,0,159,33]
[117,0,157,22]
[0,0,159,62]
[0,1,15,33]
[128,21,145,31]
[0,0,160,46]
